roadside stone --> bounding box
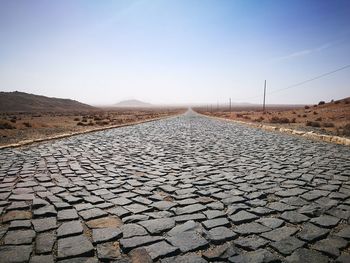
[286,248,329,263]
[167,231,209,252]
[57,235,94,259]
[92,227,122,244]
[0,245,33,263]
[139,218,175,234]
[270,236,305,256]
[57,221,83,238]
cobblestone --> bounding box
[0,111,349,262]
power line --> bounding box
[237,64,350,101]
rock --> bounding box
[92,227,122,244]
[30,255,54,263]
[229,211,258,224]
[120,236,164,252]
[229,248,280,263]
[32,217,57,232]
[9,220,31,230]
[310,215,340,228]
[286,248,329,263]
[124,204,152,214]
[36,232,55,254]
[175,204,206,215]
[297,223,329,242]
[57,235,94,259]
[79,208,108,220]
[161,254,207,263]
[335,226,350,239]
[202,243,238,261]
[202,218,230,229]
[143,241,179,260]
[151,201,177,210]
[96,242,121,261]
[139,218,175,234]
[234,235,269,250]
[57,221,84,238]
[2,211,32,223]
[33,205,57,217]
[57,209,79,221]
[166,231,209,252]
[234,222,271,235]
[121,224,148,238]
[205,226,237,244]
[167,220,201,236]
[261,226,298,242]
[270,237,305,256]
[280,211,309,224]
[0,245,33,263]
[130,248,152,263]
[4,229,35,245]
[256,218,284,229]
[313,237,347,257]
[86,217,122,229]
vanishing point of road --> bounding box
[0,111,349,263]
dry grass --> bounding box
[0,108,185,146]
[194,97,350,138]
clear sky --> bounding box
[0,0,349,105]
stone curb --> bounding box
[199,113,350,147]
[0,114,180,150]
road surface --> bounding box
[0,111,349,262]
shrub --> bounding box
[313,111,318,115]
[318,101,325,105]
[343,124,350,136]
[323,122,335,128]
[297,114,301,117]
[77,122,85,126]
[270,117,290,123]
[334,100,340,104]
[291,118,296,123]
[254,116,264,122]
[304,105,310,109]
[315,117,322,121]
[306,121,321,127]
[23,122,32,128]
[74,117,80,121]
[0,122,16,129]
[302,114,307,117]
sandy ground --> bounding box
[0,108,185,147]
[194,98,350,138]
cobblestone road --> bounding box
[0,111,350,263]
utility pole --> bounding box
[229,98,232,113]
[263,80,266,113]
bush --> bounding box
[306,121,321,127]
[323,122,335,128]
[334,100,340,104]
[270,117,290,123]
[291,118,296,123]
[313,111,318,115]
[74,117,80,121]
[343,124,350,136]
[254,116,264,122]
[23,122,32,128]
[304,105,310,109]
[0,122,16,129]
[77,122,85,126]
[315,117,322,121]
[318,101,325,105]
[302,114,307,118]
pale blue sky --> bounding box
[0,0,349,105]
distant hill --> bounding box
[114,99,152,107]
[0,91,96,112]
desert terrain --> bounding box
[0,92,185,147]
[194,97,350,138]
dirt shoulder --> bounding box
[194,98,350,146]
[0,108,185,149]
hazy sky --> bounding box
[0,0,349,105]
